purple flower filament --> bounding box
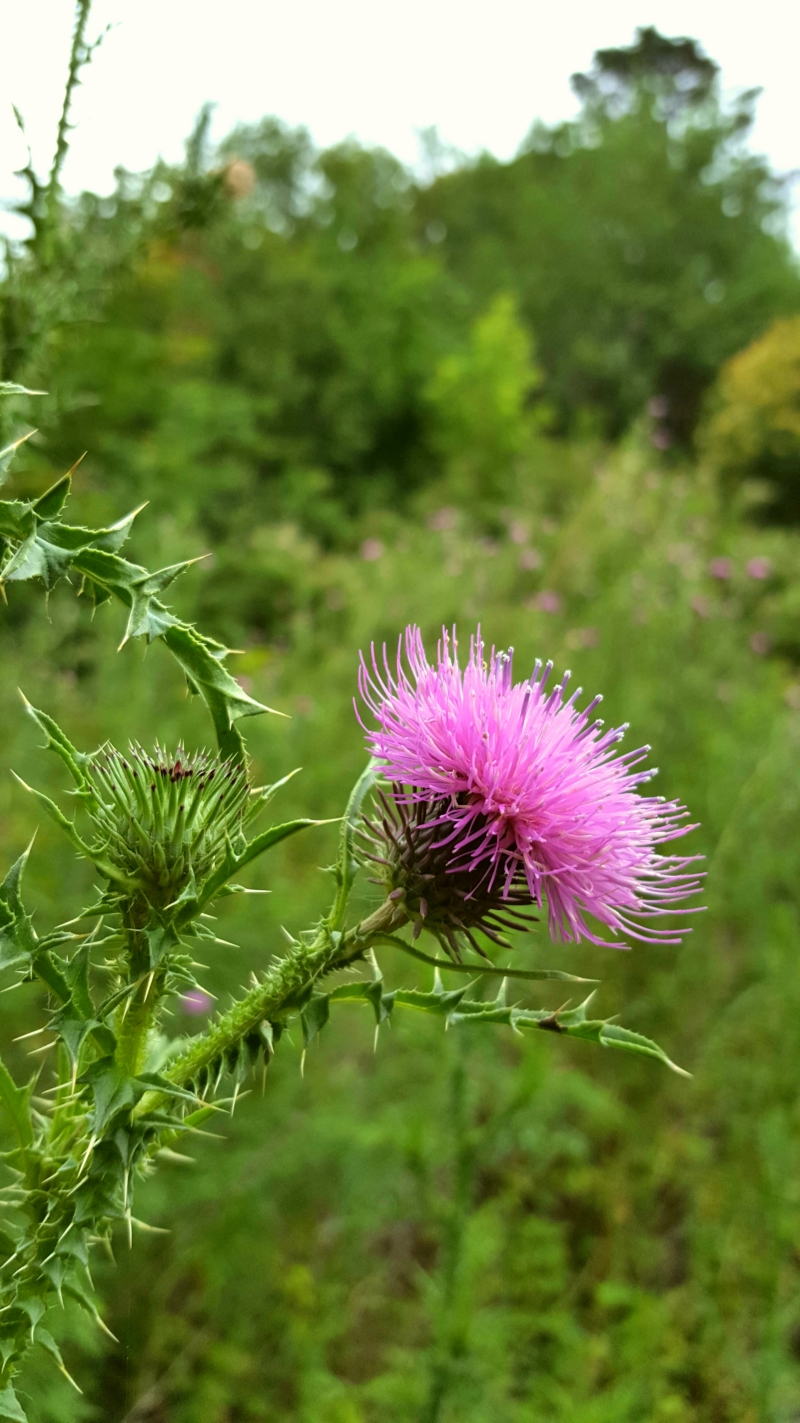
[358,626,703,948]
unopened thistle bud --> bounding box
[87,743,249,910]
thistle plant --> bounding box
[0,400,702,1414]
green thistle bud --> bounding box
[87,743,249,911]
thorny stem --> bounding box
[44,1,96,254]
[133,898,405,1118]
[114,912,163,1077]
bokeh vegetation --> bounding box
[3,21,800,1421]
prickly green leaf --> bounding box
[61,941,95,1020]
[0,1058,34,1149]
[0,845,37,971]
[392,984,471,1015]
[49,1001,103,1068]
[29,946,71,1005]
[10,773,132,887]
[177,819,321,926]
[18,695,93,801]
[590,1020,690,1075]
[10,773,95,861]
[121,559,202,644]
[329,976,388,1024]
[133,1073,198,1105]
[326,979,688,1076]
[1,475,277,755]
[161,625,274,761]
[86,506,143,555]
[31,473,71,520]
[0,1382,27,1421]
[54,1228,89,1268]
[62,1282,118,1342]
[230,819,321,878]
[81,1057,136,1132]
[146,924,179,970]
[300,994,330,1049]
[0,500,32,541]
[249,767,301,814]
[33,1327,82,1392]
[17,1296,45,1337]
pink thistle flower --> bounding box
[709,557,732,581]
[181,989,214,1016]
[357,626,702,949]
[533,590,562,615]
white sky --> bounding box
[2,0,800,239]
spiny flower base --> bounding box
[359,785,537,960]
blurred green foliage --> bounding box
[3,30,799,533]
[701,314,800,523]
[3,20,800,1421]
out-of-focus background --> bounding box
[4,6,800,1418]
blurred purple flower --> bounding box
[358,626,702,947]
[746,557,772,580]
[361,538,384,562]
[180,989,213,1016]
[709,557,732,580]
[534,590,562,614]
[428,507,458,532]
[750,631,771,655]
[652,428,672,451]
[519,547,542,571]
[648,395,669,419]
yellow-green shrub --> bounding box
[701,314,800,519]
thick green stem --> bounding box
[115,911,164,1076]
[133,899,405,1120]
[115,979,159,1077]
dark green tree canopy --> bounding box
[571,25,719,121]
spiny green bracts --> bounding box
[88,743,250,912]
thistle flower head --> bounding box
[88,743,249,909]
[358,626,703,948]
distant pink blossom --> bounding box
[519,548,542,571]
[750,631,771,655]
[358,626,702,947]
[181,989,213,1016]
[534,590,562,614]
[428,507,458,532]
[746,557,772,580]
[709,558,732,580]
[361,538,385,562]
